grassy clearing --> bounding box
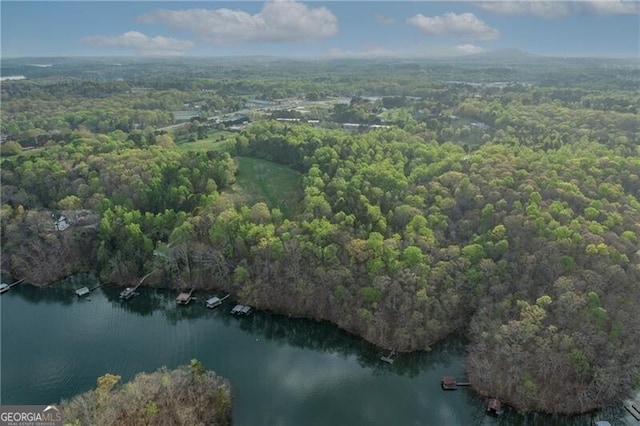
[177,130,235,152]
[228,156,303,218]
[10,147,45,158]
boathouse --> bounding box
[231,304,252,315]
[176,292,193,305]
[76,287,90,297]
[206,296,222,308]
[487,398,502,416]
[441,376,457,390]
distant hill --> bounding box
[460,48,541,61]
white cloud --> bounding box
[81,31,194,56]
[138,0,338,45]
[456,43,485,54]
[478,1,640,18]
[407,12,500,41]
[375,14,396,25]
[478,2,570,18]
[579,0,640,15]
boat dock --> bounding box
[231,304,252,315]
[380,349,397,364]
[0,278,25,294]
[206,294,230,309]
[486,398,502,416]
[76,284,101,298]
[440,376,471,390]
[120,287,136,299]
[76,287,90,297]
[120,270,157,300]
[176,288,195,305]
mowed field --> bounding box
[176,130,235,152]
[229,156,303,219]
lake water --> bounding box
[0,274,635,425]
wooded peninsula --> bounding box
[1,55,638,414]
[60,360,232,426]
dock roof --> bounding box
[176,292,191,302]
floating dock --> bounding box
[176,289,194,305]
[119,287,136,299]
[121,270,157,300]
[206,294,230,309]
[230,304,252,315]
[380,349,397,364]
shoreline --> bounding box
[4,271,638,418]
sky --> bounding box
[1,1,639,58]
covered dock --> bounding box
[206,294,230,309]
[176,289,194,305]
[441,376,457,390]
[76,287,90,297]
[487,398,502,416]
[231,304,252,315]
[440,376,470,390]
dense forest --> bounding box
[59,360,232,425]
[1,56,639,414]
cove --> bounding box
[0,274,634,425]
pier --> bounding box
[380,349,397,364]
[0,278,25,294]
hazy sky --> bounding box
[2,1,639,58]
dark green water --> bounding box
[0,275,635,425]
